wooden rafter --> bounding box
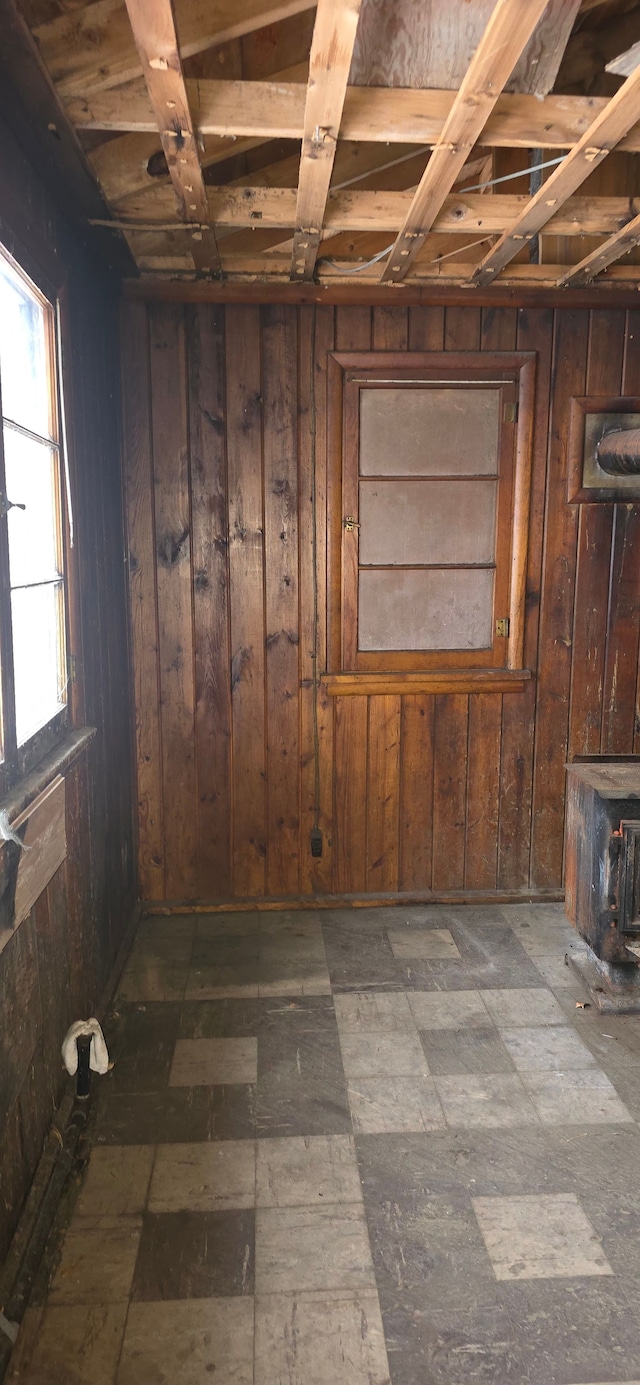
[123,0,220,275]
[473,60,640,286]
[557,210,640,286]
[35,0,316,99]
[290,0,362,281]
[68,79,640,156]
[379,0,552,285]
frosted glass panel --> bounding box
[359,478,497,566]
[358,568,494,651]
[360,388,500,476]
[0,256,50,436]
[11,583,66,745]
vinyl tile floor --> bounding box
[9,904,640,1385]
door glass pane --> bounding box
[11,583,66,746]
[0,257,50,436]
[358,568,495,651]
[359,478,497,566]
[3,428,60,586]
[360,387,501,476]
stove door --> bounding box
[619,820,640,933]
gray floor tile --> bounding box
[255,1290,391,1385]
[256,1134,362,1207]
[256,996,351,1139]
[103,1002,182,1094]
[49,1221,142,1305]
[118,1297,254,1385]
[472,1193,613,1280]
[117,965,187,1003]
[339,1031,430,1079]
[184,963,260,1001]
[481,987,567,1028]
[420,1027,515,1075]
[8,1305,127,1385]
[148,1140,256,1212]
[132,1210,254,1300]
[333,991,415,1034]
[74,1145,155,1219]
[522,1068,634,1126]
[434,1074,540,1129]
[255,1204,376,1293]
[407,989,492,1030]
[179,997,260,1039]
[348,1077,445,1134]
[321,922,401,990]
[500,1025,598,1073]
[95,1085,255,1145]
[387,927,461,960]
[169,1037,258,1086]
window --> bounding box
[326,352,535,694]
[0,247,68,780]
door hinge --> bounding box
[503,401,518,424]
[495,617,510,638]
[343,515,360,532]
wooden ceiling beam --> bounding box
[123,0,220,275]
[557,210,640,286]
[103,188,640,240]
[68,78,640,155]
[379,0,552,285]
[290,0,362,281]
[35,0,316,99]
[473,60,640,286]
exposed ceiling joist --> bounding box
[290,0,362,280]
[379,0,553,285]
[473,58,640,286]
[557,210,640,285]
[123,0,220,274]
[34,0,316,98]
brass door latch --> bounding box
[343,515,360,532]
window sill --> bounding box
[0,726,96,825]
[323,670,532,697]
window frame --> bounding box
[325,351,536,696]
[0,242,72,792]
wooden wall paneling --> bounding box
[122,300,164,898]
[372,306,409,350]
[530,308,588,887]
[226,305,267,896]
[568,309,622,757]
[149,303,197,898]
[298,304,335,894]
[480,306,518,352]
[262,305,300,896]
[64,757,94,1018]
[408,305,445,350]
[187,304,232,898]
[334,305,372,352]
[465,693,502,889]
[444,305,482,351]
[366,694,401,892]
[623,310,640,756]
[333,695,368,893]
[432,693,469,890]
[399,694,435,891]
[499,307,553,888]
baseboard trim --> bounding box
[141,888,565,916]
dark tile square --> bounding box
[131,1210,254,1300]
[420,1028,516,1076]
[321,922,401,990]
[102,1003,182,1094]
[179,998,260,1039]
[257,995,351,1137]
[190,934,260,968]
[94,1085,255,1145]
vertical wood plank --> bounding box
[399,695,435,891]
[299,306,335,895]
[333,696,368,894]
[568,310,622,758]
[226,305,267,897]
[262,305,300,896]
[334,306,371,352]
[601,504,640,753]
[121,300,164,899]
[465,694,501,890]
[149,302,196,899]
[432,694,468,891]
[499,307,553,889]
[188,304,232,898]
[366,694,401,892]
[408,306,445,351]
[444,306,481,351]
[530,309,588,888]
[480,306,518,351]
[372,306,408,350]
[623,310,640,754]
